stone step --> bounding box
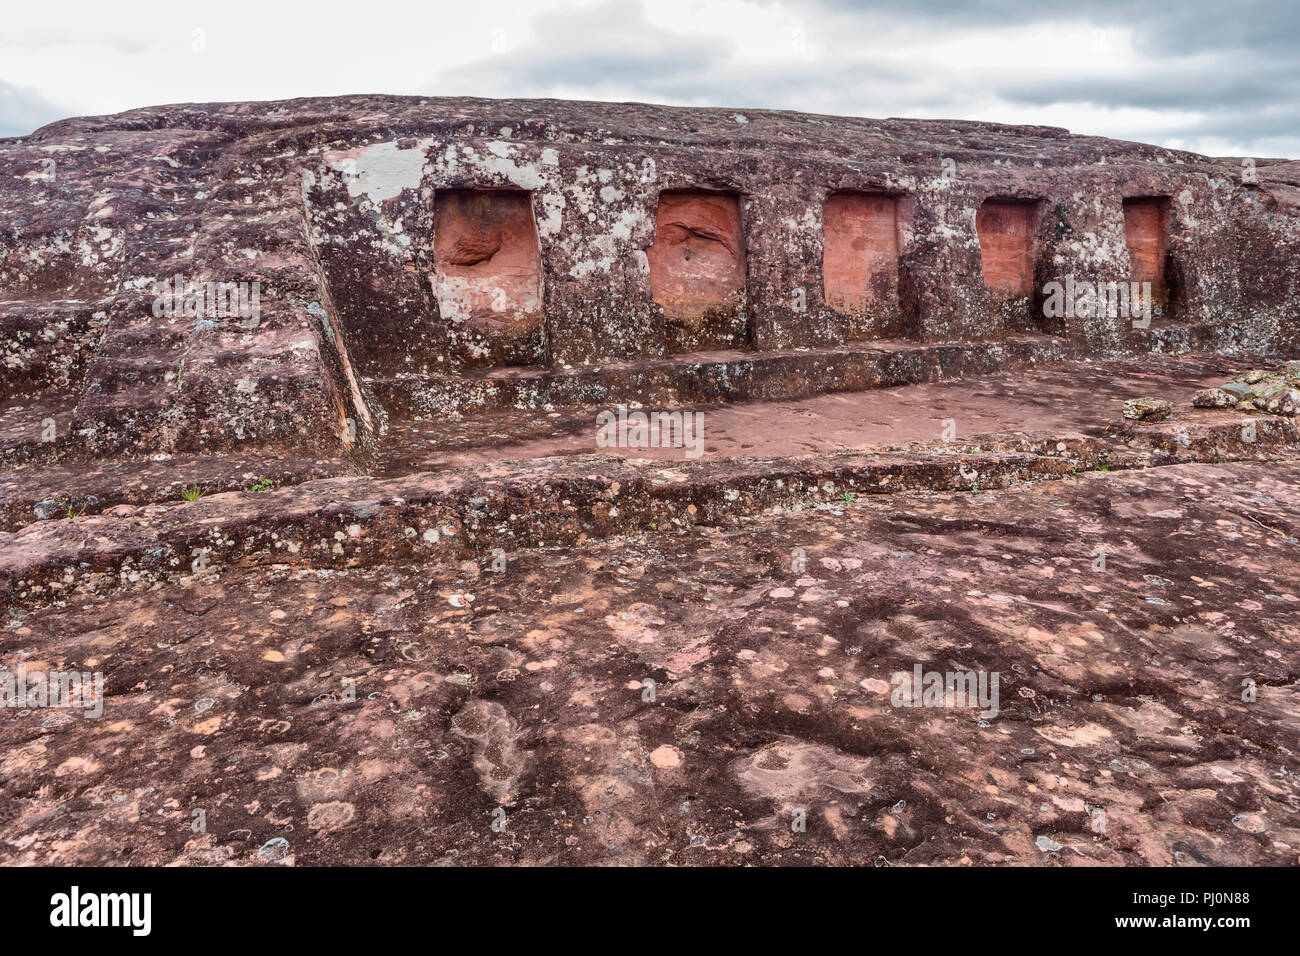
[366,335,1072,417]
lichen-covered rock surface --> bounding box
[2,97,1299,866]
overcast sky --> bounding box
[2,0,1297,157]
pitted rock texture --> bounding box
[1122,398,1173,422]
[2,461,1298,866]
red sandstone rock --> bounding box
[432,188,543,364]
[2,95,1297,466]
[2,98,1300,868]
[3,457,1300,866]
[823,191,904,337]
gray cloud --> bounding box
[0,80,70,137]
[971,1,1300,152]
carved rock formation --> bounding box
[432,188,543,365]
[647,189,747,350]
[1,94,1298,466]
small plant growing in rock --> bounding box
[63,502,86,519]
[181,485,205,501]
[250,477,274,491]
[840,492,856,504]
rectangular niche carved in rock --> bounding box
[823,191,901,335]
[432,189,543,362]
[976,199,1039,298]
[1123,197,1170,313]
[647,190,747,351]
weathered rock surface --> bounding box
[1187,362,1300,416]
[1122,397,1173,421]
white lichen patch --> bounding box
[328,140,434,203]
